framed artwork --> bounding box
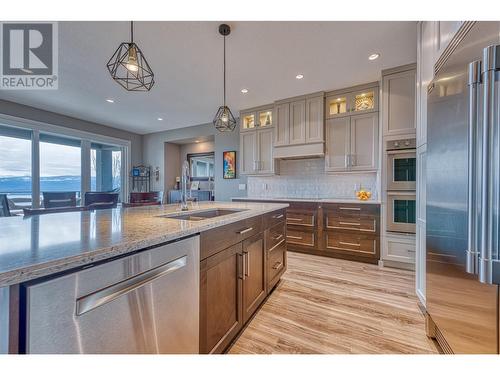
[223,151,236,179]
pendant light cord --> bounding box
[130,21,134,43]
[223,34,226,107]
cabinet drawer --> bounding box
[286,229,315,247]
[267,240,286,289]
[325,232,377,257]
[286,212,315,227]
[325,215,377,233]
[264,209,286,228]
[266,222,286,252]
[325,203,379,218]
[200,216,262,260]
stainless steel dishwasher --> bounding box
[23,235,200,354]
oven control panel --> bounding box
[386,138,416,150]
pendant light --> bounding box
[213,24,236,132]
[107,21,155,92]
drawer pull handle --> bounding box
[237,227,254,235]
[339,221,361,226]
[272,261,283,270]
[287,235,303,240]
[287,217,303,222]
[339,207,361,211]
[273,214,284,219]
[339,241,360,247]
[272,234,284,240]
[269,238,285,252]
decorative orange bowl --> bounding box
[355,189,372,201]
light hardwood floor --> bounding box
[229,252,439,354]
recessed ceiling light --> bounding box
[295,74,304,80]
[368,53,380,61]
[157,117,163,121]
[106,99,114,103]
[241,88,248,94]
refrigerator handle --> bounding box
[479,45,500,284]
[466,60,481,275]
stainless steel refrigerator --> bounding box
[427,21,500,354]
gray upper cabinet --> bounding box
[256,128,274,174]
[382,67,416,137]
[349,113,378,171]
[274,102,289,146]
[289,100,306,144]
[239,104,277,176]
[240,131,257,175]
[305,96,324,143]
[273,93,325,151]
[325,112,378,173]
[325,117,350,171]
[325,84,378,119]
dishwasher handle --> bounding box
[76,255,187,316]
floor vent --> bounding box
[435,326,454,354]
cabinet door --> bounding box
[325,93,350,119]
[257,108,273,129]
[274,102,290,146]
[200,243,243,354]
[257,128,274,174]
[305,96,324,144]
[325,117,350,172]
[383,69,416,136]
[239,131,257,175]
[289,100,306,144]
[350,88,378,115]
[350,112,378,171]
[240,111,256,132]
[242,233,266,323]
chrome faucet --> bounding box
[180,160,190,211]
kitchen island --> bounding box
[0,201,288,354]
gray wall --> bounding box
[143,122,246,201]
[0,99,143,166]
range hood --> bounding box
[273,142,325,160]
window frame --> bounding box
[0,113,131,208]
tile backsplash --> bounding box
[247,158,378,199]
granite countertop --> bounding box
[0,201,288,287]
[232,197,381,205]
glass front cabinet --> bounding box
[325,85,378,119]
[240,106,274,131]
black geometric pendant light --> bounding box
[107,21,155,92]
[213,24,237,132]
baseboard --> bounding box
[381,259,415,271]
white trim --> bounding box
[31,129,40,209]
[81,140,91,202]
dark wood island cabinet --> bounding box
[199,208,287,354]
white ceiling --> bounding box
[0,21,417,135]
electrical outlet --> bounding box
[238,184,246,191]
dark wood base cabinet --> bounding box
[199,209,286,354]
[233,199,380,264]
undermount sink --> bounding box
[160,208,247,221]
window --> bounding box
[0,125,32,210]
[40,134,82,204]
[91,143,123,200]
[0,118,130,210]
